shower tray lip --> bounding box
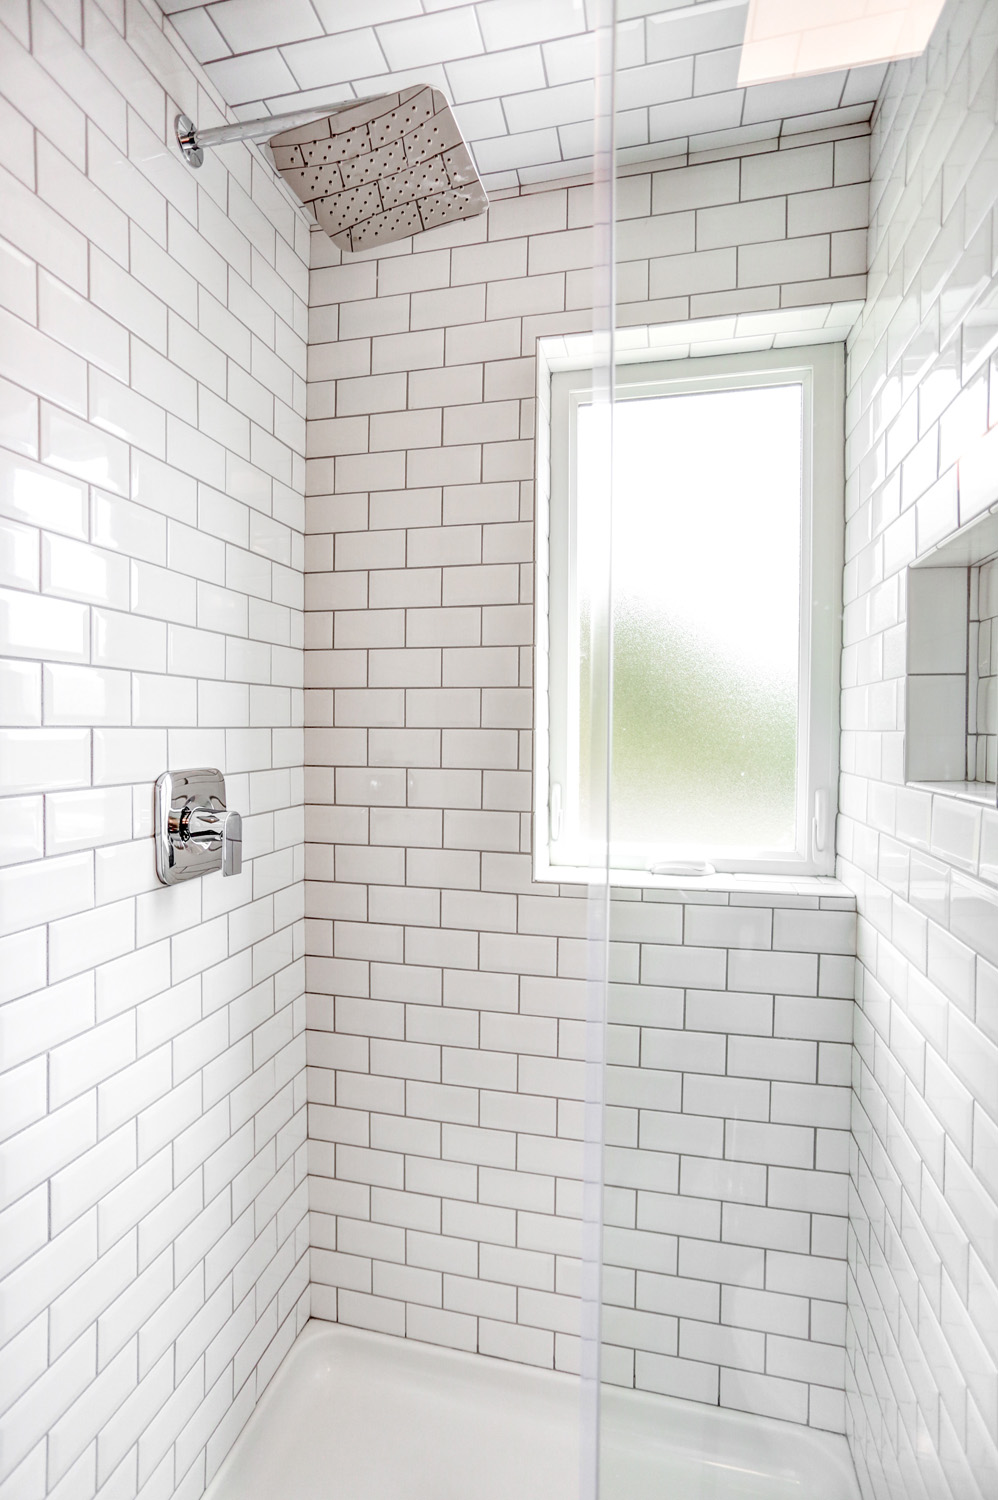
[204,1319,860,1500]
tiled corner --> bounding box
[301,125,870,1430]
[840,1,998,1495]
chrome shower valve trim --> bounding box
[155,768,242,886]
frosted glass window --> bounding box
[538,343,843,881]
[577,384,803,853]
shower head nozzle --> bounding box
[175,85,488,253]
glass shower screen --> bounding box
[581,9,832,1500]
[576,0,615,1497]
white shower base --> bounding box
[205,1322,860,1500]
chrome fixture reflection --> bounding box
[155,768,242,886]
[175,85,488,252]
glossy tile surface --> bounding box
[841,1,998,1496]
[0,5,310,1498]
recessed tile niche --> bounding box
[906,509,998,804]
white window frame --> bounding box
[534,342,844,885]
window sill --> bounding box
[535,862,853,899]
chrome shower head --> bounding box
[175,85,488,253]
[270,86,488,252]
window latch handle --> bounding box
[648,860,715,877]
[812,789,829,853]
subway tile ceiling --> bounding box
[159,0,887,191]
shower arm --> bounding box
[175,98,383,167]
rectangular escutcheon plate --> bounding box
[155,767,230,885]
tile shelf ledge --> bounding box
[907,779,998,808]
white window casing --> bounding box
[534,342,844,886]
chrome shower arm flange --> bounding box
[175,113,204,168]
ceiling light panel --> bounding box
[737,0,948,86]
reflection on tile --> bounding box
[0,585,89,663]
[0,795,44,866]
[37,269,130,382]
[40,404,129,496]
[981,811,998,888]
[46,786,133,855]
[42,534,130,609]
[0,516,40,590]
[43,664,131,726]
[950,871,998,967]
[0,660,41,727]
[0,727,91,795]
[0,449,88,539]
[0,374,39,460]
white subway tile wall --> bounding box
[303,131,870,1427]
[16,2,998,1488]
[840,0,998,1495]
[600,891,857,1430]
[0,4,309,1497]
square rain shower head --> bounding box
[268,85,489,253]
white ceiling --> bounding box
[158,0,887,192]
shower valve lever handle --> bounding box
[178,801,242,877]
[222,810,242,878]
